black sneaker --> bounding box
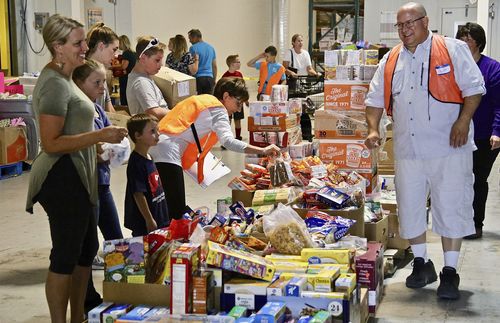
[437,266,460,300]
[405,257,438,288]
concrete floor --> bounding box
[1,141,499,322]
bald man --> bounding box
[364,2,485,300]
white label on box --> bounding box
[172,264,187,314]
[177,81,190,97]
[235,293,255,310]
[368,290,377,306]
[328,301,343,316]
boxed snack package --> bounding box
[152,66,196,108]
[170,243,201,314]
[206,241,276,281]
[255,301,286,323]
[248,114,299,132]
[88,302,114,323]
[252,188,295,206]
[324,81,370,110]
[285,277,308,297]
[314,110,368,140]
[309,310,332,323]
[222,278,270,311]
[318,139,376,170]
[301,248,355,271]
[144,228,175,284]
[335,273,357,295]
[103,237,145,283]
[229,306,248,319]
[192,271,214,314]
[249,101,288,117]
[115,305,153,322]
[312,268,341,293]
[355,242,384,314]
[267,277,289,297]
[102,304,133,323]
[249,125,301,148]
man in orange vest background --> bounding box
[247,45,286,100]
[364,2,485,300]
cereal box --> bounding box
[255,301,286,323]
[301,248,355,271]
[324,81,369,110]
[103,237,145,283]
[318,139,376,170]
[144,228,175,284]
[170,243,201,314]
[206,241,276,281]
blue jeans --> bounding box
[97,185,123,240]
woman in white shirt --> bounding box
[283,34,320,78]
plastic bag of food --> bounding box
[304,210,356,244]
[101,137,131,167]
[263,204,314,255]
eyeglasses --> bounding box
[139,38,159,58]
[394,16,426,30]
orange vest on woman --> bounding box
[383,34,463,116]
[258,61,286,95]
[158,94,222,184]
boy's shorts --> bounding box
[231,109,244,121]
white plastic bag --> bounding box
[101,137,131,167]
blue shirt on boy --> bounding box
[255,61,286,94]
[189,41,216,78]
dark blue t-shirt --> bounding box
[125,151,169,236]
[94,103,111,186]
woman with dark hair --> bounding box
[150,77,280,220]
[26,14,127,322]
[456,22,500,239]
[118,35,136,106]
[165,34,199,75]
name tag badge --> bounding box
[436,64,451,75]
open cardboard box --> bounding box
[364,214,388,248]
[103,282,170,307]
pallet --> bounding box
[0,162,23,180]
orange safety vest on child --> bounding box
[258,61,286,96]
[158,94,222,184]
[384,34,463,116]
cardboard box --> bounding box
[106,112,135,150]
[377,138,394,175]
[0,126,28,164]
[318,139,376,170]
[232,190,255,207]
[152,66,196,108]
[249,125,301,148]
[387,212,410,250]
[324,81,370,110]
[364,215,389,248]
[192,271,214,314]
[314,110,368,140]
[249,101,300,117]
[360,288,369,323]
[103,236,145,284]
[292,204,365,238]
[255,301,286,323]
[170,243,201,314]
[103,281,170,306]
[355,242,384,315]
[248,115,299,132]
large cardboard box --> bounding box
[293,204,365,238]
[318,139,377,170]
[387,212,410,250]
[247,115,299,132]
[324,80,370,110]
[355,242,384,315]
[152,67,196,108]
[364,215,389,248]
[232,190,255,207]
[249,125,301,148]
[314,110,368,140]
[0,126,28,164]
[378,138,394,175]
[105,112,134,150]
[103,282,170,306]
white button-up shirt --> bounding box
[365,31,485,160]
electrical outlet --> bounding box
[34,12,49,32]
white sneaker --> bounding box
[92,255,105,270]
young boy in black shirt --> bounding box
[125,114,168,236]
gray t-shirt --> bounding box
[126,71,168,115]
[26,66,98,212]
[96,84,111,109]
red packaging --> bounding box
[355,242,384,314]
[170,243,201,314]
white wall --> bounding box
[364,0,499,59]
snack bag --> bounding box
[263,204,314,255]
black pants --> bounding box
[196,76,215,95]
[156,162,188,220]
[472,139,499,228]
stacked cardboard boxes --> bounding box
[316,82,378,194]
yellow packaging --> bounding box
[307,264,350,274]
[266,254,303,263]
[273,262,309,274]
[301,291,347,299]
[301,248,355,271]
[335,273,357,295]
[279,272,315,290]
[252,188,294,206]
[267,277,290,297]
[313,268,341,292]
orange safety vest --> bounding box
[258,61,286,95]
[384,34,463,116]
[158,94,222,184]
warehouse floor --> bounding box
[0,138,499,322]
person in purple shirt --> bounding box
[456,23,500,239]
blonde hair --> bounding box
[119,35,132,51]
[42,14,83,57]
[72,59,106,84]
[135,36,166,58]
[86,22,119,57]
[171,34,188,61]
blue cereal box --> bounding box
[115,305,153,322]
[88,302,113,323]
[255,301,286,323]
[284,277,307,297]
